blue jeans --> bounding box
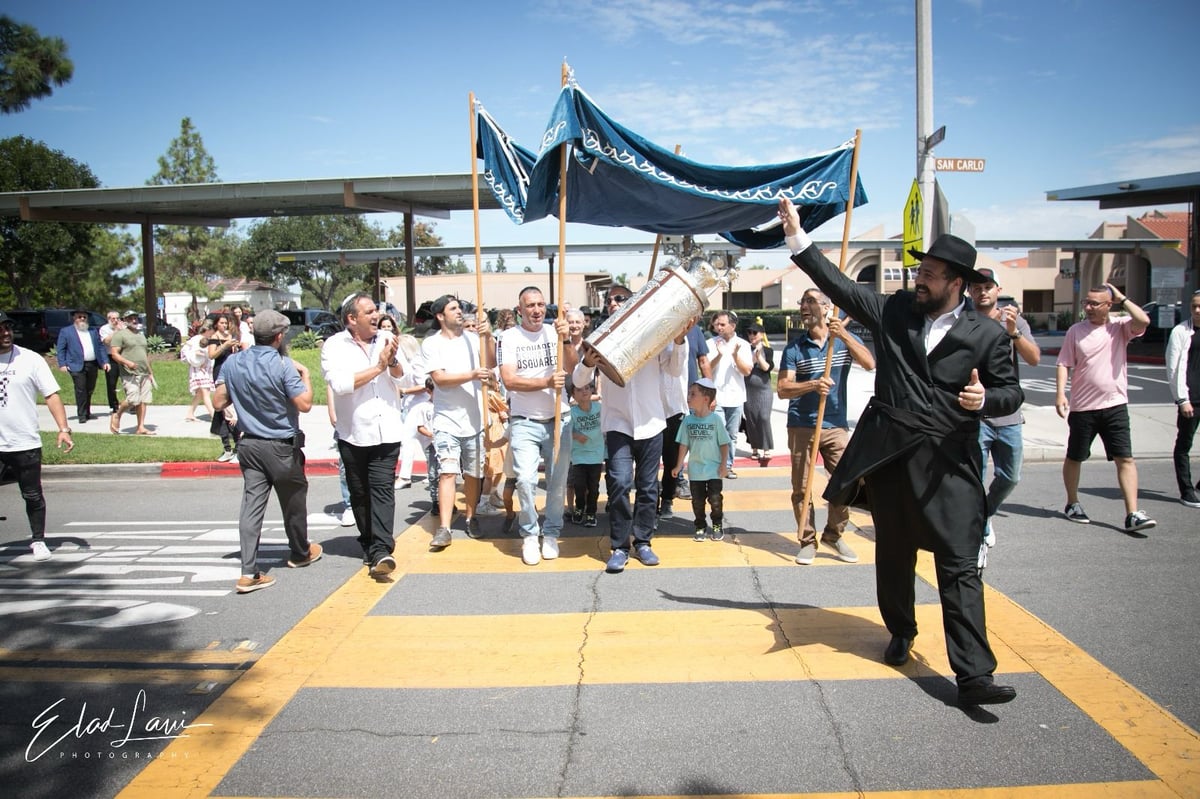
[979,421,1023,518]
[510,417,572,539]
[718,405,742,469]
[604,430,662,551]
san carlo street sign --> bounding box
[935,157,986,172]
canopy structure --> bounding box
[475,81,867,248]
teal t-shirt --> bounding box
[570,402,604,465]
[676,411,730,481]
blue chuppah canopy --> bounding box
[475,82,867,248]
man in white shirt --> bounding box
[573,304,688,574]
[708,311,753,477]
[0,312,75,561]
[498,287,577,566]
[420,295,494,550]
[321,292,407,577]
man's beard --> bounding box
[912,286,950,315]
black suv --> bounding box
[283,309,342,341]
[139,314,182,349]
[3,309,105,354]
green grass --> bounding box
[44,350,329,406]
[39,431,224,465]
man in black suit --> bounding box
[778,198,1023,707]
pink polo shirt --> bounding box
[1057,316,1140,412]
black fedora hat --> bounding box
[908,234,988,283]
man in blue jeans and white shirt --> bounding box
[498,287,576,566]
[968,269,1041,547]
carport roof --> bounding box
[0,173,499,226]
[1046,172,1200,209]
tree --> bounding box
[494,253,507,273]
[0,16,73,114]
[0,136,134,308]
[382,221,455,275]
[146,117,234,322]
[236,215,387,309]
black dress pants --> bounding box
[338,439,402,564]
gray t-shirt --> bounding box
[984,313,1032,427]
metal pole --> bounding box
[916,0,935,245]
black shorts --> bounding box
[1066,404,1133,462]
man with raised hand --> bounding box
[778,197,1023,708]
[1056,283,1155,532]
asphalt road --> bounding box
[1,458,1197,798]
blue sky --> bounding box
[3,0,1197,272]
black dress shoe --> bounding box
[883,635,912,666]
[958,682,1017,706]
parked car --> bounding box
[3,308,105,354]
[282,308,342,341]
[139,314,181,348]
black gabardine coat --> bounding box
[792,244,1023,687]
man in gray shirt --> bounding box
[969,269,1041,548]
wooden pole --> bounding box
[648,144,683,277]
[553,62,570,462]
[469,93,490,430]
[798,130,862,541]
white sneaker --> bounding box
[522,536,541,566]
[217,450,235,463]
[31,540,51,561]
[983,517,996,547]
[475,499,502,516]
[541,537,559,560]
[340,507,356,527]
[394,477,412,489]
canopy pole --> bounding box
[553,61,571,463]
[469,92,490,431]
[648,144,683,277]
[799,130,862,541]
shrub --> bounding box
[290,331,322,350]
[144,335,170,354]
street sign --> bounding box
[925,125,946,151]
[903,179,923,268]
[935,158,986,172]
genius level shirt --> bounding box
[676,411,731,482]
[569,402,604,465]
[498,323,568,420]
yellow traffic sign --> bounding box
[903,179,923,267]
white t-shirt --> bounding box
[708,334,751,406]
[0,346,61,452]
[419,330,483,437]
[498,324,567,419]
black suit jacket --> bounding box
[792,245,1023,547]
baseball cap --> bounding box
[693,377,716,390]
[975,267,999,286]
[0,311,11,326]
[123,309,139,319]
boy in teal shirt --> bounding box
[672,378,730,541]
[569,382,604,527]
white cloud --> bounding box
[1103,127,1200,180]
